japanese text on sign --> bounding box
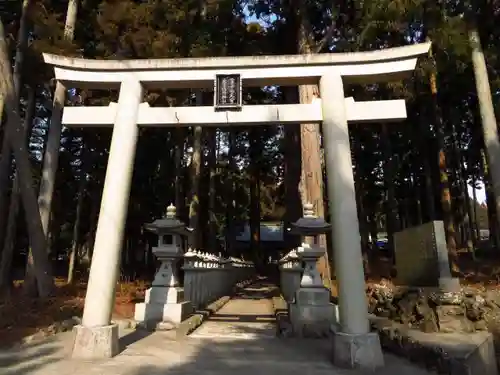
[215,74,241,109]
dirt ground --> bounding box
[4,254,500,349]
[0,278,146,347]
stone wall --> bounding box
[367,283,490,334]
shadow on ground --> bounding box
[0,324,438,375]
[0,335,66,375]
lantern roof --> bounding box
[289,203,331,236]
[144,204,191,236]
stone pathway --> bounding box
[189,277,277,339]
[0,277,436,375]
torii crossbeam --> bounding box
[43,42,430,367]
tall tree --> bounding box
[0,0,33,248]
[37,0,79,240]
[467,15,500,230]
[0,19,54,297]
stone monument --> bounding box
[288,203,338,337]
[135,204,193,324]
[394,220,460,292]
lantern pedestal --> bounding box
[289,243,339,338]
[134,293,192,324]
[289,288,338,337]
[135,249,193,324]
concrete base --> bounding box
[289,287,338,338]
[331,331,384,371]
[71,324,119,359]
[134,301,192,323]
[146,286,185,304]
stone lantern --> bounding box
[134,204,193,324]
[288,203,338,337]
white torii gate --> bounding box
[43,42,430,367]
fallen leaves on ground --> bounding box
[0,278,148,347]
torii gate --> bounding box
[43,42,430,367]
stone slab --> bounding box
[408,330,497,375]
[134,301,192,323]
[331,331,384,370]
[71,324,119,359]
[370,314,498,375]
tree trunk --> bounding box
[295,11,331,286]
[0,86,36,294]
[37,0,79,243]
[67,146,87,284]
[461,154,476,256]
[0,0,32,249]
[468,27,500,232]
[0,94,4,127]
[428,41,459,274]
[0,20,54,297]
[188,93,203,249]
[283,88,302,250]
[3,86,36,289]
[482,148,500,249]
[225,129,236,255]
[471,173,480,241]
[422,130,436,221]
[207,128,217,252]
[249,129,262,268]
[174,128,184,217]
[351,134,370,261]
[381,123,396,258]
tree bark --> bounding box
[482,148,500,248]
[471,173,480,241]
[207,128,217,252]
[0,20,54,297]
[188,93,203,249]
[428,41,459,273]
[37,0,79,240]
[0,86,36,294]
[173,128,184,217]
[67,146,87,284]
[225,129,236,255]
[468,27,500,232]
[0,0,32,249]
[294,5,331,286]
[283,88,302,250]
[381,123,396,258]
[249,129,262,268]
